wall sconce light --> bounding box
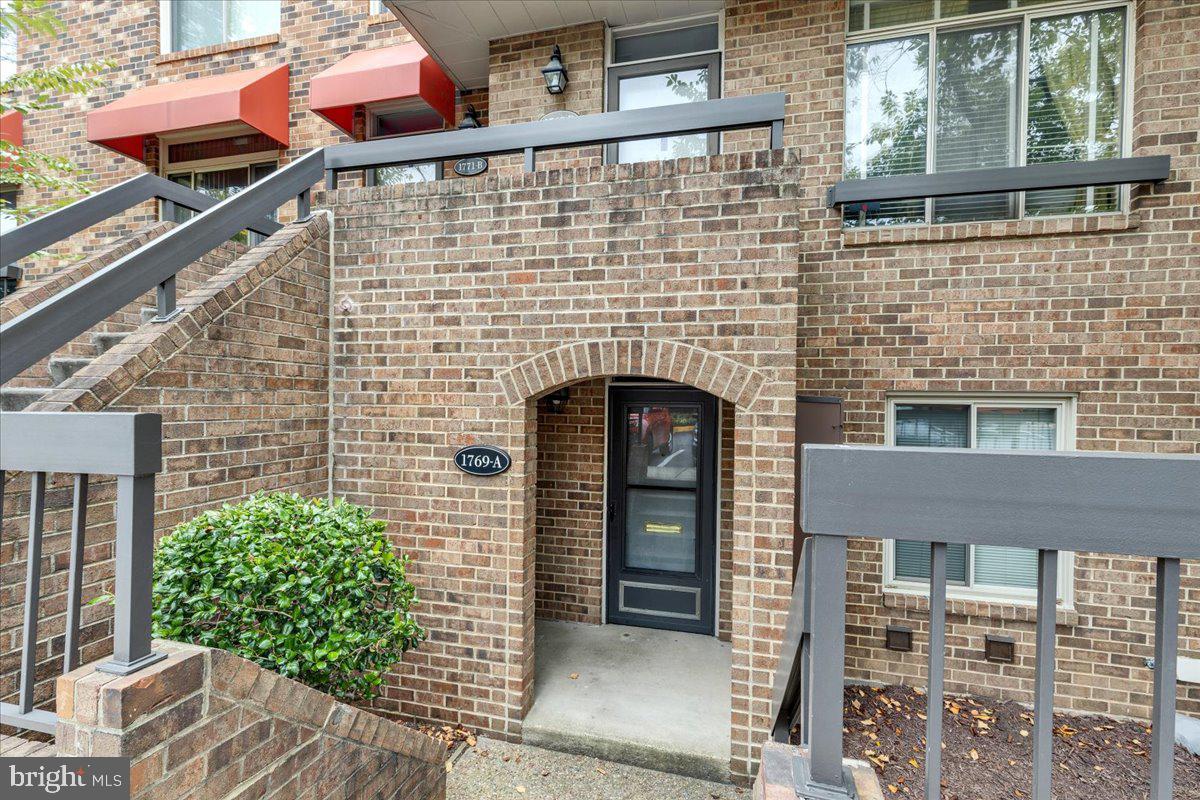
[458,104,481,130]
[984,634,1015,664]
[885,625,913,653]
[546,387,570,413]
[541,45,569,94]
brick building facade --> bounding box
[4,0,1197,784]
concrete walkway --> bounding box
[447,737,744,800]
[522,620,732,781]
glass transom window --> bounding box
[844,2,1128,227]
[167,0,281,52]
[886,396,1074,603]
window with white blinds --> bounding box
[844,2,1128,229]
[888,398,1072,599]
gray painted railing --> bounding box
[323,92,786,187]
[0,412,163,734]
[826,156,1170,207]
[0,171,282,270]
[0,149,324,383]
[774,444,1199,800]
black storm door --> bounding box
[606,386,717,634]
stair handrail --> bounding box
[0,148,325,383]
[0,172,283,270]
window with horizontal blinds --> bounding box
[844,2,1128,229]
[893,404,968,582]
[843,36,929,227]
[891,402,1061,590]
[1025,7,1125,216]
[933,23,1019,224]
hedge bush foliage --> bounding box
[153,492,424,701]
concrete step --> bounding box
[1,387,49,411]
[48,356,92,386]
[91,331,129,356]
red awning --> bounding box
[86,64,290,162]
[310,43,455,137]
[0,110,22,147]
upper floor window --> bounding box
[844,2,1128,227]
[606,15,721,164]
[164,0,281,53]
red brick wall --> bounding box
[1,218,331,720]
[57,641,446,800]
[325,151,802,778]
[535,377,605,625]
[719,0,1200,719]
[486,22,605,174]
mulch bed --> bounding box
[404,720,477,752]
[791,685,1200,800]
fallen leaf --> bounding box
[569,672,580,680]
[969,749,979,761]
[516,787,526,795]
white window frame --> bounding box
[159,0,281,54]
[883,393,1075,607]
[843,0,1135,226]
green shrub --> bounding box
[153,492,424,701]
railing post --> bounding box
[1032,548,1059,800]
[1149,556,1180,800]
[524,147,536,172]
[19,471,47,715]
[325,168,338,190]
[925,542,948,800]
[98,473,166,675]
[153,274,177,322]
[297,187,311,220]
[771,119,784,149]
[64,473,89,672]
[795,533,851,797]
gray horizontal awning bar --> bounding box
[800,444,1200,560]
[826,156,1171,206]
[0,149,324,384]
[326,93,786,172]
[0,412,162,476]
[0,172,282,268]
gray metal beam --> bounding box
[0,172,281,268]
[800,445,1200,559]
[0,412,162,476]
[1149,557,1181,800]
[0,149,324,383]
[0,703,57,734]
[325,93,786,172]
[827,156,1170,206]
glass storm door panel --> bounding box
[606,386,717,634]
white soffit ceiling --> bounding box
[385,1,725,90]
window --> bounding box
[844,2,1128,227]
[606,16,721,164]
[0,186,17,235]
[165,159,277,243]
[884,396,1074,603]
[164,0,280,52]
[365,104,442,187]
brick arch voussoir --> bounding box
[496,338,767,409]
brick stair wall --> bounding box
[0,216,331,722]
[57,640,446,800]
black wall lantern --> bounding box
[541,45,569,94]
[458,104,481,130]
[545,387,570,413]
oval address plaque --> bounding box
[453,157,488,177]
[454,445,511,476]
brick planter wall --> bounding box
[56,641,445,800]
